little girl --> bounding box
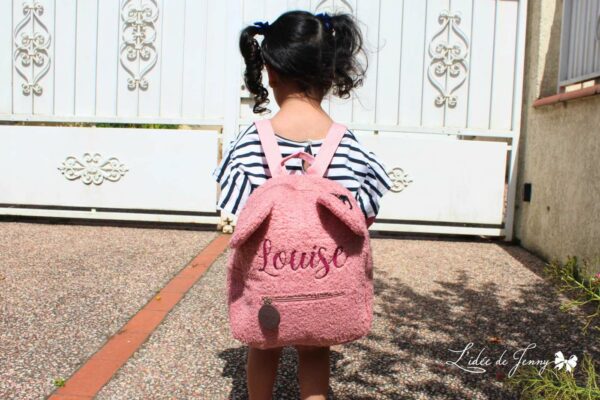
[212,10,392,400]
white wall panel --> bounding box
[0,125,219,213]
[360,133,507,224]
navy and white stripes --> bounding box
[211,123,393,218]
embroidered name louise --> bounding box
[258,238,347,279]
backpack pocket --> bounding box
[258,290,346,330]
[250,288,372,347]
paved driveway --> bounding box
[0,221,217,399]
[1,221,598,399]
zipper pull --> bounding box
[258,297,280,330]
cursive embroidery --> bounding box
[258,238,346,279]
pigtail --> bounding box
[328,13,367,99]
[239,26,270,114]
[238,11,368,110]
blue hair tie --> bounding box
[315,12,333,31]
[253,21,270,35]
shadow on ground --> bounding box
[217,240,600,400]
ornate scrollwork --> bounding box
[387,167,413,193]
[427,10,470,108]
[13,2,51,96]
[119,0,159,90]
[58,153,129,185]
[313,0,353,14]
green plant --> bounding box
[506,352,599,400]
[52,377,66,387]
[544,256,600,334]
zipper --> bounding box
[262,290,346,305]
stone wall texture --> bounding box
[515,0,600,273]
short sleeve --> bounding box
[356,151,393,219]
[211,134,252,216]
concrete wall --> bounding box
[515,0,600,273]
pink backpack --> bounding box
[226,118,374,349]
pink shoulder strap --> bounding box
[306,122,347,177]
[254,119,284,177]
[254,119,347,178]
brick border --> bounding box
[48,234,230,399]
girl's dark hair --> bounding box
[239,10,367,114]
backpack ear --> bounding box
[229,198,274,248]
[316,193,366,237]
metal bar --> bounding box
[418,0,428,127]
[0,114,224,125]
[374,0,382,123]
[396,0,404,126]
[94,0,99,115]
[370,222,504,237]
[488,0,498,130]
[558,70,600,87]
[0,207,220,224]
[238,119,516,138]
[558,0,572,92]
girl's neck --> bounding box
[271,95,333,141]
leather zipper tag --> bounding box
[258,303,280,330]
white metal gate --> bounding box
[239,0,528,239]
[0,0,527,239]
[0,0,241,225]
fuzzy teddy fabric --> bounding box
[226,174,374,349]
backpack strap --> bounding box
[306,122,347,177]
[254,119,284,177]
[255,118,347,178]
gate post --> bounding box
[504,0,528,242]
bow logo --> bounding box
[554,351,577,372]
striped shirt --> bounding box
[211,123,393,218]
